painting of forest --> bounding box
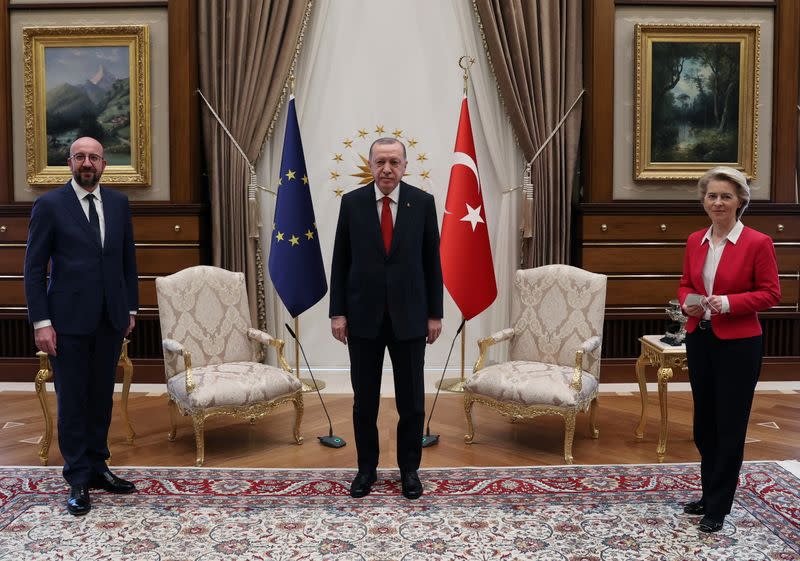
[44,46,131,166]
[650,42,740,163]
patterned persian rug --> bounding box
[0,462,797,560]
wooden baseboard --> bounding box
[600,357,800,383]
[0,357,797,384]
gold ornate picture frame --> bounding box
[23,25,151,187]
[634,24,760,181]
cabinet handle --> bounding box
[600,224,608,232]
[660,224,667,232]
[174,224,181,233]
[0,225,5,233]
[777,224,784,232]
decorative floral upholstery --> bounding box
[156,266,262,379]
[465,265,607,463]
[155,266,303,466]
[166,362,301,409]
[466,361,598,407]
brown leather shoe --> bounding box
[67,485,91,516]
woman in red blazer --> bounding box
[678,166,780,533]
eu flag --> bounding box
[268,96,327,317]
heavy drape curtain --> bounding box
[474,0,582,267]
[198,0,310,324]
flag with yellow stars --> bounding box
[268,95,327,317]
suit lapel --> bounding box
[361,183,386,256]
[62,183,101,250]
[388,182,410,257]
[693,240,710,295]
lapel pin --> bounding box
[406,202,411,207]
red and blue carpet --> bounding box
[0,462,797,560]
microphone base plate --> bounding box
[421,434,440,447]
[319,435,346,448]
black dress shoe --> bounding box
[349,471,377,498]
[698,515,724,533]
[89,470,136,494]
[400,470,423,500]
[67,485,91,516]
[683,500,705,515]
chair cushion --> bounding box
[465,361,598,407]
[167,362,301,409]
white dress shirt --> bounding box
[71,178,106,247]
[374,183,399,225]
[699,220,744,319]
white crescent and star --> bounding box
[445,151,484,230]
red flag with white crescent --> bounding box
[440,96,497,320]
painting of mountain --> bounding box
[44,46,131,165]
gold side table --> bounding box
[634,335,687,462]
[35,338,135,466]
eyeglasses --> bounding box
[69,153,103,164]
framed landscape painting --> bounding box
[634,24,759,181]
[23,25,151,187]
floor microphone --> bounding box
[422,318,466,448]
[284,323,346,449]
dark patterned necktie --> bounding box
[86,193,101,246]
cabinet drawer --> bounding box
[0,218,30,242]
[583,246,800,274]
[582,216,706,241]
[583,215,800,242]
[133,216,201,241]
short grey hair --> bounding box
[697,166,750,220]
[368,137,406,161]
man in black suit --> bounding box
[330,137,443,499]
[24,137,139,516]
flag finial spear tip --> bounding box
[458,55,475,96]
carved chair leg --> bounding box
[167,399,178,441]
[292,394,304,445]
[563,412,577,464]
[34,353,54,466]
[589,397,600,439]
[192,413,205,467]
[463,394,476,444]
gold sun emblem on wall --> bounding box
[328,125,432,198]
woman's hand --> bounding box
[683,303,705,317]
[705,295,724,315]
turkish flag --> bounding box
[440,96,497,320]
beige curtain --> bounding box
[198,0,311,325]
[474,0,582,267]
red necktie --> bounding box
[381,196,393,254]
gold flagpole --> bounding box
[437,55,475,394]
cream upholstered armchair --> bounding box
[155,265,303,466]
[464,265,607,463]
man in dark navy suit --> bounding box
[330,137,443,499]
[24,137,139,516]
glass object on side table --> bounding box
[660,299,687,346]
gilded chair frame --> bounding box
[464,266,606,464]
[161,331,303,467]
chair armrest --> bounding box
[571,335,603,391]
[247,328,292,373]
[473,328,515,372]
[162,339,195,394]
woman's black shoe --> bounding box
[683,500,705,515]
[698,515,724,533]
